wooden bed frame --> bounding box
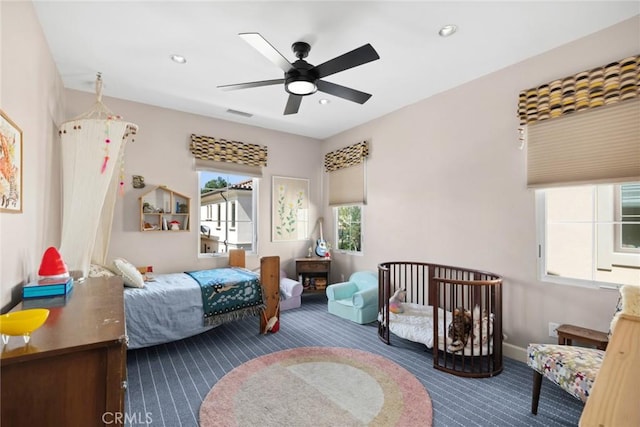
[378,261,503,378]
[228,250,280,334]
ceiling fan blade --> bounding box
[217,79,284,91]
[313,44,380,79]
[239,33,292,72]
[316,80,372,104]
[284,94,302,115]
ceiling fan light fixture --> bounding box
[220,33,380,114]
[438,24,458,37]
[286,79,318,96]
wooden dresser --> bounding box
[1,277,126,427]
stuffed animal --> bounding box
[447,307,473,352]
[471,305,493,346]
[389,288,406,314]
[610,284,640,334]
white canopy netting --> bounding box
[59,75,138,277]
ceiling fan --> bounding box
[217,33,380,115]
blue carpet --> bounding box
[125,293,582,426]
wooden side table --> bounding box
[296,258,331,292]
[557,324,609,350]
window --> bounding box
[617,183,640,253]
[335,205,363,254]
[230,202,236,230]
[199,171,257,255]
[536,183,640,288]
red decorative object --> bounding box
[270,319,280,333]
[101,156,110,174]
[38,247,69,278]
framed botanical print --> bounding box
[0,110,23,213]
[272,176,309,242]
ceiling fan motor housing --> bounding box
[285,59,318,95]
[291,41,311,59]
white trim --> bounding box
[503,343,527,363]
[536,186,640,288]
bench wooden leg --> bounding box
[531,371,543,415]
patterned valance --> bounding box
[324,141,369,172]
[190,134,267,167]
[518,55,639,126]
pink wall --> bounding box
[322,16,640,353]
[0,1,65,308]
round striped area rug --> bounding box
[199,346,433,427]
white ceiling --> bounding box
[33,1,639,140]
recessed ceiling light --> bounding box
[438,25,458,37]
[319,99,330,105]
[170,54,187,64]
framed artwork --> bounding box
[272,176,309,242]
[0,110,23,213]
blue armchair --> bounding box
[326,271,378,324]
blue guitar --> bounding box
[315,218,327,257]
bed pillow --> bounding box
[112,258,145,288]
[88,263,116,278]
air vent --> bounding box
[226,109,253,118]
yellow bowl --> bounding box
[0,308,50,337]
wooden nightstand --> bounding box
[296,258,331,292]
[556,324,609,350]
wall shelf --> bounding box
[139,185,190,232]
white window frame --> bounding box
[334,204,364,255]
[536,184,640,289]
[198,171,258,257]
[230,201,237,230]
[615,183,640,254]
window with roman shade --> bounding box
[518,55,640,188]
[520,56,640,289]
[325,141,369,206]
[190,134,266,255]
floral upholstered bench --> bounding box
[527,344,604,410]
[526,287,627,415]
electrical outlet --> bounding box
[548,322,560,338]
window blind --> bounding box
[329,162,366,206]
[518,55,639,126]
[190,134,267,177]
[193,159,263,177]
[527,98,640,188]
[325,141,369,206]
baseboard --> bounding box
[503,343,527,363]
